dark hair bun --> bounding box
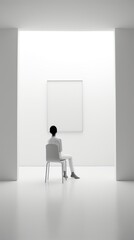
[50,125,57,136]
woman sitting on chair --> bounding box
[48,125,80,179]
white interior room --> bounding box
[1,1,134,240]
[18,30,115,168]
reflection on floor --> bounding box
[0,167,134,240]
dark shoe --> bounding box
[71,172,80,179]
[63,171,68,180]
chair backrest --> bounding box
[46,144,60,162]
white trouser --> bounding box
[60,154,74,173]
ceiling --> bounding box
[0,0,134,30]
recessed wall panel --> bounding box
[47,80,83,132]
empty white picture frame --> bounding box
[47,80,83,132]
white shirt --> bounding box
[48,136,62,153]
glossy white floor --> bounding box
[0,167,134,240]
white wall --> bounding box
[18,31,115,166]
[115,29,134,180]
[0,29,18,180]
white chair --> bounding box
[45,144,66,183]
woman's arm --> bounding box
[59,139,62,152]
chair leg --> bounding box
[65,160,68,180]
[45,162,48,183]
[47,162,50,180]
[61,162,64,184]
[46,161,65,184]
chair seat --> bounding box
[46,159,65,162]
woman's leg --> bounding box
[67,156,80,179]
[68,157,74,173]
[61,159,68,178]
[62,160,67,171]
[61,154,80,179]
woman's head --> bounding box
[50,125,57,136]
